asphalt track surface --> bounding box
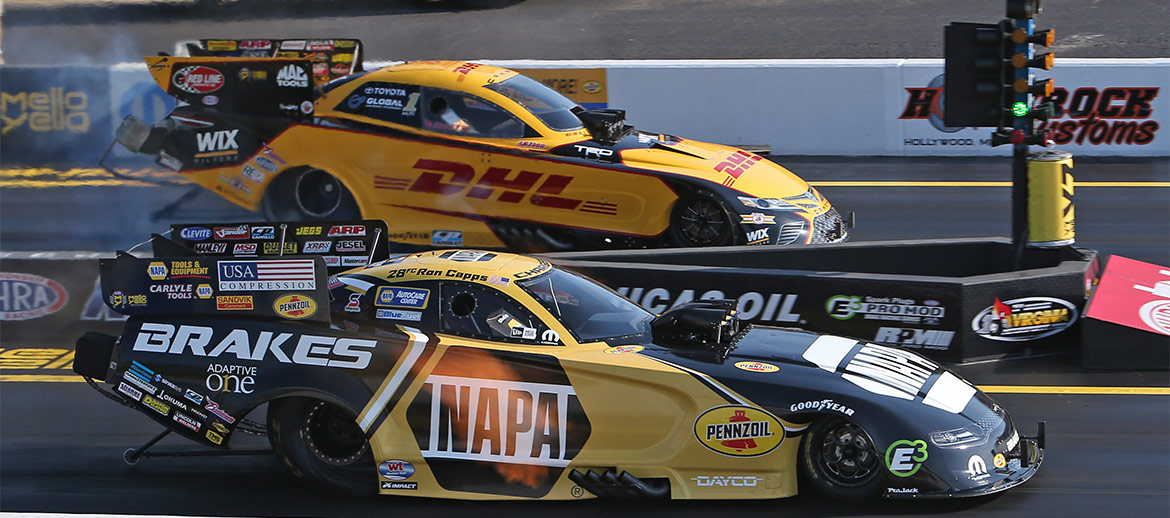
[2,2,1169,517]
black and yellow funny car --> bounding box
[75,222,1041,502]
[111,38,847,252]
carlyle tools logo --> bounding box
[693,406,783,457]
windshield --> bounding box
[485,75,584,132]
[518,269,653,342]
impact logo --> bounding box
[693,406,783,457]
[971,296,1077,341]
[1036,87,1160,146]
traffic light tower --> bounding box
[944,0,1065,255]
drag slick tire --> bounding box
[799,417,883,501]
[262,168,360,221]
[267,397,374,495]
[669,192,735,247]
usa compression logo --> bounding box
[218,260,316,291]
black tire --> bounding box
[798,417,883,501]
[668,192,736,247]
[267,397,374,495]
[262,168,360,221]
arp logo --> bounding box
[401,159,583,210]
[328,225,365,237]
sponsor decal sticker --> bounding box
[733,361,779,373]
[132,323,377,370]
[375,286,430,309]
[885,439,928,477]
[691,475,763,487]
[328,225,365,237]
[966,454,991,482]
[994,453,1007,469]
[180,227,212,241]
[173,412,201,432]
[206,430,224,445]
[826,295,945,325]
[205,363,256,394]
[276,64,309,88]
[147,262,168,280]
[335,240,365,253]
[273,294,317,320]
[603,345,643,355]
[254,156,279,172]
[196,284,213,299]
[184,388,205,405]
[142,394,171,416]
[0,272,69,321]
[342,256,368,267]
[216,295,253,310]
[375,309,422,321]
[250,226,275,240]
[303,241,332,253]
[262,242,298,255]
[218,260,315,291]
[214,225,249,240]
[741,213,776,225]
[378,460,415,480]
[233,243,258,255]
[789,398,855,416]
[381,481,418,490]
[172,65,225,94]
[117,382,143,401]
[432,230,463,247]
[241,164,265,183]
[971,296,1078,341]
[693,406,783,457]
[194,242,227,254]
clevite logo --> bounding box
[172,65,225,94]
[417,374,582,467]
[616,287,801,323]
[180,227,212,241]
[273,293,317,320]
[131,322,377,369]
[693,406,783,457]
[276,64,309,88]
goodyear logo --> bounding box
[273,294,317,320]
[693,406,783,457]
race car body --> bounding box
[75,225,1040,501]
[112,39,847,252]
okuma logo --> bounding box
[276,65,309,88]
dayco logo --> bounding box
[972,296,1078,341]
[273,294,317,320]
[885,439,928,477]
[874,327,955,350]
[276,64,310,88]
[380,159,585,211]
[693,406,783,457]
[691,475,764,487]
[826,295,944,324]
[616,287,800,323]
[2,88,90,135]
[418,375,582,467]
[789,398,855,416]
[141,394,171,416]
[131,323,377,369]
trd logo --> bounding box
[401,159,584,210]
[196,129,239,153]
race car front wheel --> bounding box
[262,168,360,221]
[669,193,735,247]
[267,397,374,495]
[799,417,883,501]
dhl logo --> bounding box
[377,159,585,211]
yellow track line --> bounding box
[2,374,1167,395]
[809,181,1170,187]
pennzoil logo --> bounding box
[273,294,317,320]
[971,296,1078,341]
[733,361,779,373]
[693,406,783,457]
[603,345,643,355]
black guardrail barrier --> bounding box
[548,238,1100,363]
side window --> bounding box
[334,81,423,127]
[440,282,560,345]
[421,87,527,139]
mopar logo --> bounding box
[180,227,212,241]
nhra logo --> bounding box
[0,272,68,321]
[172,65,225,95]
[180,227,212,241]
[277,64,309,88]
[693,406,782,457]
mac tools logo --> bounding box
[276,65,309,88]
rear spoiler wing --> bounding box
[179,38,363,84]
[98,219,391,322]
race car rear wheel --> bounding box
[267,397,374,495]
[262,168,360,221]
[669,193,735,247]
[799,417,883,501]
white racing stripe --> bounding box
[802,335,857,372]
[358,327,427,431]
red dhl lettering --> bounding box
[714,150,761,179]
[404,159,583,210]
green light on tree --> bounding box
[1012,101,1029,117]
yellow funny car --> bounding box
[113,38,848,252]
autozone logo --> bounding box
[214,225,249,240]
[616,287,800,323]
[328,225,365,237]
[276,64,309,88]
[382,159,584,211]
[418,375,579,467]
[131,322,377,369]
[196,130,239,153]
[233,243,257,255]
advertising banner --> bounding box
[1,66,113,167]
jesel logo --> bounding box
[693,406,783,457]
[380,159,584,211]
[418,374,580,467]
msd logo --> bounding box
[233,243,258,255]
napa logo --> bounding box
[693,405,783,457]
[273,294,317,320]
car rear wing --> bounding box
[181,38,363,85]
[98,219,391,322]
